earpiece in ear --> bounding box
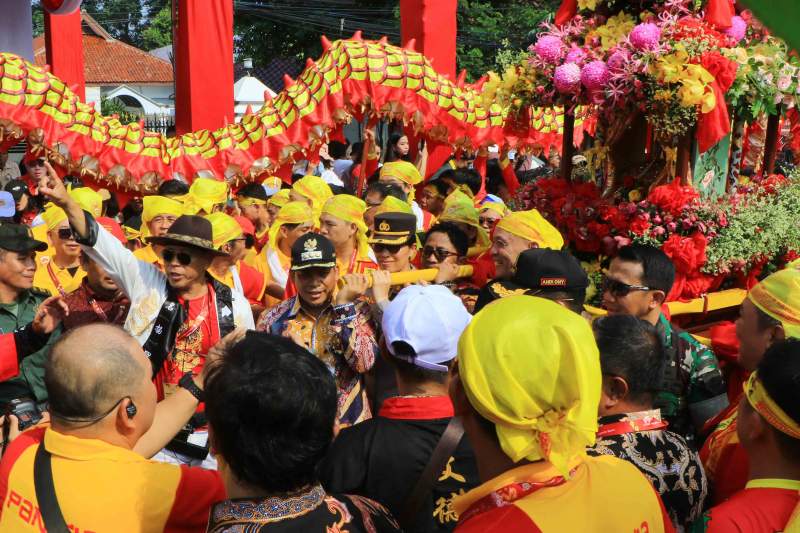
[125,402,137,419]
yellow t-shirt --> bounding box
[32,255,85,296]
[254,247,291,309]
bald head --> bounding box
[45,324,147,424]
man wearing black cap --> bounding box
[4,179,36,225]
[37,170,254,407]
[257,233,379,427]
[236,183,271,251]
[368,212,418,314]
[0,224,62,404]
[474,248,590,314]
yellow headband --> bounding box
[205,212,243,250]
[748,267,800,339]
[291,175,333,219]
[69,187,103,218]
[380,160,423,186]
[480,202,508,218]
[42,204,67,231]
[237,197,267,207]
[457,296,600,477]
[375,195,414,216]
[745,372,800,439]
[268,201,314,252]
[495,209,564,250]
[268,189,291,209]
[322,195,370,258]
[122,225,141,242]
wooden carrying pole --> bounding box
[338,265,474,289]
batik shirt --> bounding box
[587,410,708,532]
[655,314,727,444]
[257,297,379,426]
[206,485,401,533]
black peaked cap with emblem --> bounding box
[0,223,48,253]
[146,215,227,255]
[368,212,417,245]
[291,232,337,271]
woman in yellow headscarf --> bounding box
[32,204,86,295]
[491,208,564,280]
[452,296,673,532]
[290,175,333,222]
[320,195,377,275]
[379,160,433,231]
[133,195,185,269]
[182,177,229,215]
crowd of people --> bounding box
[0,133,796,533]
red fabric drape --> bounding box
[44,10,85,100]
[555,0,578,26]
[697,52,738,154]
[704,0,735,29]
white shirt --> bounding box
[0,159,20,188]
[82,223,254,346]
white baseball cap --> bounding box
[382,284,472,372]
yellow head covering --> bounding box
[321,195,370,258]
[42,204,67,231]
[747,266,800,339]
[380,160,423,186]
[268,189,291,209]
[267,201,314,252]
[480,201,508,218]
[183,178,229,215]
[291,175,333,220]
[458,296,601,476]
[142,195,184,224]
[374,195,414,216]
[206,212,243,250]
[495,209,564,250]
[262,176,283,191]
[438,190,490,253]
[69,187,103,218]
[744,371,800,439]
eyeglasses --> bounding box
[422,246,459,262]
[29,159,46,168]
[373,243,409,254]
[478,216,500,227]
[57,228,75,241]
[602,276,651,297]
[162,249,193,266]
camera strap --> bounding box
[33,442,70,533]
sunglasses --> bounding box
[29,159,46,168]
[57,228,75,241]
[373,243,409,254]
[162,249,193,266]
[602,276,651,297]
[422,246,459,262]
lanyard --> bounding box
[459,470,573,524]
[46,262,67,298]
[596,416,668,438]
[87,295,127,324]
[347,248,358,274]
[175,286,215,345]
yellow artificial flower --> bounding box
[578,0,598,10]
[593,13,636,50]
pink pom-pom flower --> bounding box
[554,63,582,94]
[607,50,629,71]
[725,16,747,42]
[534,35,566,65]
[630,23,661,51]
[565,46,588,65]
[581,60,610,91]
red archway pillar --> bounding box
[174,0,234,135]
[44,9,85,101]
[400,0,458,177]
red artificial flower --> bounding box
[630,214,651,236]
[661,232,708,275]
[762,174,788,194]
[647,178,700,217]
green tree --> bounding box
[140,5,173,51]
[100,97,140,124]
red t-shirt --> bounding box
[701,482,800,532]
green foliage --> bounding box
[140,5,173,51]
[100,97,139,124]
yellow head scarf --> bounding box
[267,201,314,252]
[268,189,291,209]
[141,195,185,238]
[438,190,490,253]
[183,178,229,215]
[380,161,424,203]
[495,209,564,250]
[291,175,333,220]
[206,212,243,250]
[374,195,414,216]
[747,266,800,339]
[480,201,508,218]
[69,187,103,218]
[42,204,67,231]
[322,195,370,258]
[458,296,601,476]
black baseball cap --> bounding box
[477,249,589,310]
[368,212,417,245]
[0,223,48,253]
[4,179,29,202]
[291,233,336,271]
